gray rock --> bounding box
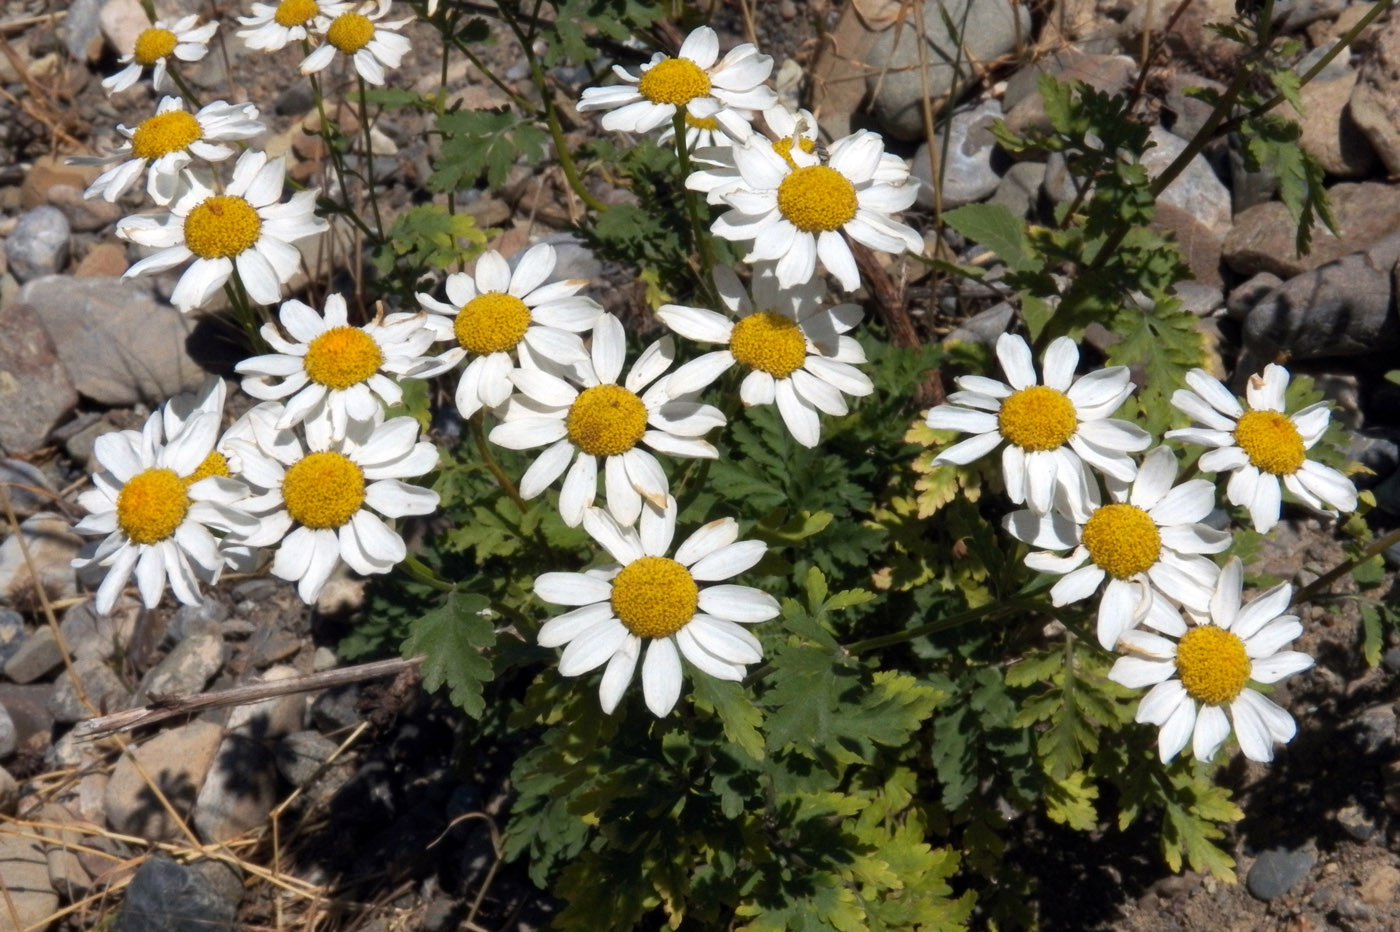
[1164,72,1225,141]
[59,597,139,664]
[311,684,361,734]
[19,275,208,407]
[136,628,224,702]
[5,206,71,282]
[1237,231,1400,380]
[227,665,305,739]
[0,609,23,668]
[113,855,237,932]
[98,0,149,59]
[1140,126,1232,239]
[1382,646,1400,673]
[1172,281,1224,317]
[913,100,1003,209]
[1223,182,1400,279]
[4,626,63,685]
[105,720,223,839]
[0,764,16,815]
[1225,272,1283,321]
[60,0,104,61]
[988,160,1045,219]
[276,730,338,786]
[1335,803,1377,841]
[944,302,1014,348]
[0,512,83,607]
[166,598,228,644]
[0,302,78,455]
[1298,67,1376,177]
[49,658,131,723]
[0,683,54,757]
[0,832,59,931]
[36,801,95,900]
[0,459,57,517]
[1246,847,1315,901]
[46,184,124,234]
[534,232,602,284]
[1151,203,1223,289]
[868,0,1032,140]
[1002,49,1136,138]
[1344,433,1399,482]
[0,701,14,759]
[193,735,278,843]
[1350,13,1400,175]
[1352,703,1397,753]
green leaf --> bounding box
[943,204,1035,272]
[1045,772,1099,830]
[430,108,550,192]
[401,590,495,717]
[692,676,766,762]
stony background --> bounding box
[0,1,1399,930]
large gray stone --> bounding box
[1002,48,1136,138]
[1247,847,1315,901]
[868,0,1031,140]
[1224,182,1400,279]
[0,832,59,932]
[59,0,104,61]
[1298,67,1376,178]
[0,513,83,607]
[193,735,278,843]
[5,207,71,282]
[1237,231,1400,383]
[49,658,131,723]
[104,720,222,840]
[1139,126,1232,239]
[0,302,78,456]
[1350,12,1400,175]
[913,99,1003,209]
[3,627,62,685]
[0,460,57,517]
[135,628,224,703]
[0,701,14,759]
[18,276,208,407]
[113,855,238,932]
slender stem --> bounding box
[470,410,528,511]
[1291,525,1400,607]
[447,34,540,115]
[356,74,386,240]
[672,112,717,301]
[497,2,607,213]
[164,63,204,110]
[226,271,271,353]
[307,70,372,241]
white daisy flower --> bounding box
[71,409,259,614]
[1166,365,1357,533]
[535,502,778,716]
[102,15,218,95]
[415,243,602,419]
[117,149,328,312]
[686,105,821,205]
[577,26,776,142]
[228,406,441,603]
[658,265,871,447]
[1004,445,1230,650]
[238,0,342,52]
[926,333,1151,516]
[299,0,412,86]
[236,294,440,440]
[708,129,922,291]
[1109,557,1313,764]
[489,314,724,528]
[80,97,265,206]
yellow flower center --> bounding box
[326,12,375,54]
[1081,503,1161,579]
[771,136,816,168]
[1233,410,1305,476]
[133,27,178,66]
[116,468,190,545]
[303,326,385,390]
[637,57,711,106]
[130,110,203,161]
[729,311,807,379]
[183,451,230,485]
[566,384,648,458]
[997,385,1078,452]
[274,0,320,28]
[282,451,365,529]
[685,113,719,131]
[776,165,858,233]
[610,556,699,638]
[184,195,262,260]
[1175,625,1251,706]
[453,292,532,355]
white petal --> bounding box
[1191,704,1232,762]
[535,571,612,606]
[698,584,780,622]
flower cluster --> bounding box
[925,337,1356,764]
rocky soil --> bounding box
[1,1,1400,930]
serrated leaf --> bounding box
[943,203,1035,272]
[692,676,766,761]
[401,590,495,717]
[1045,772,1099,830]
[431,108,550,192]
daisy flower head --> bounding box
[300,0,412,86]
[709,129,922,291]
[228,405,441,602]
[658,265,871,447]
[686,104,820,206]
[1166,365,1357,533]
[238,0,342,52]
[117,149,328,312]
[1005,445,1230,650]
[925,333,1151,515]
[102,15,218,95]
[71,408,259,614]
[415,242,602,418]
[81,97,265,206]
[236,293,440,440]
[534,501,778,716]
[1109,557,1312,763]
[489,314,724,528]
[577,26,776,143]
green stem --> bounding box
[470,411,528,511]
[1291,525,1400,607]
[355,74,386,240]
[307,71,372,241]
[224,273,269,354]
[165,64,204,110]
[672,111,718,301]
[447,35,540,115]
[402,554,456,592]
